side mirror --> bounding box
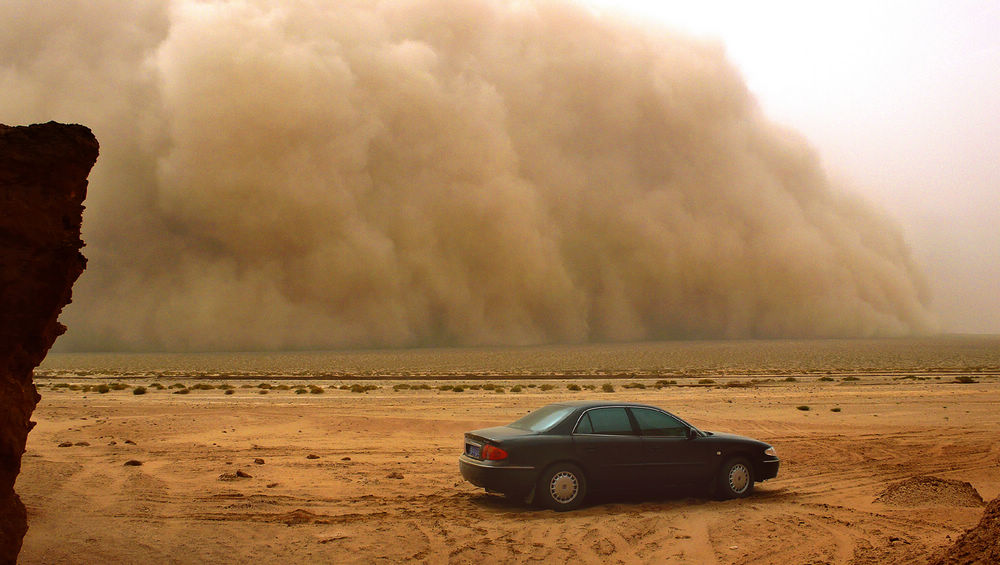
[687,427,698,440]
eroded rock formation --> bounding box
[0,122,96,564]
[931,495,1000,565]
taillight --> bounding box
[481,444,508,460]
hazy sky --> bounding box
[584,0,1000,333]
[2,0,992,351]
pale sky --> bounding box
[583,0,1000,333]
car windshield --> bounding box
[508,405,576,432]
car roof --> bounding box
[548,400,659,410]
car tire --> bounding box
[717,457,754,499]
[537,463,587,511]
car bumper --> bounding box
[459,455,537,495]
[757,457,780,481]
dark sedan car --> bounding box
[459,401,778,510]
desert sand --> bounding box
[16,376,1000,564]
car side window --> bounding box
[631,408,687,437]
[578,407,634,435]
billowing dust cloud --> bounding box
[2,0,936,350]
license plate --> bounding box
[466,443,481,458]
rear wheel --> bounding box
[717,458,754,499]
[537,463,587,511]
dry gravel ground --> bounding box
[16,378,1000,564]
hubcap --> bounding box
[549,471,579,503]
[729,463,750,493]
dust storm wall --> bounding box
[0,0,935,350]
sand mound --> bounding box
[931,496,1000,565]
[874,476,984,507]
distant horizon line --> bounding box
[46,332,1000,356]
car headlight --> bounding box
[764,446,777,457]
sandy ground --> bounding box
[15,378,1000,564]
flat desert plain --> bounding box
[16,377,1000,564]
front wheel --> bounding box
[537,463,587,511]
[717,458,754,499]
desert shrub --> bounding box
[169,383,186,389]
[698,379,715,385]
[309,386,324,394]
[527,383,537,388]
[109,382,129,390]
[224,389,234,395]
[132,386,147,395]
[295,388,308,394]
[350,384,378,393]
[796,405,810,411]
[725,380,751,388]
[415,384,432,390]
[339,384,351,390]
[174,388,190,395]
[191,383,215,390]
[566,384,581,391]
[583,384,596,390]
[841,376,859,381]
[53,383,70,388]
[95,384,110,394]
[601,383,615,393]
[468,384,482,390]
[539,384,555,391]
[240,384,254,389]
[481,383,496,390]
[830,407,841,412]
[438,385,453,391]
[393,383,411,391]
[68,384,81,391]
[218,384,234,390]
[819,376,834,382]
[494,387,506,394]
[953,376,978,384]
[257,383,272,389]
[452,386,465,393]
[510,385,523,393]
[784,377,798,382]
[275,384,290,390]
[258,389,268,395]
[623,382,646,389]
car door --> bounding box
[630,407,709,485]
[571,407,643,485]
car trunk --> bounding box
[463,426,534,459]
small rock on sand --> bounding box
[58,442,73,447]
[254,458,265,465]
[386,472,404,479]
[124,460,142,466]
[306,454,320,460]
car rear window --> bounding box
[576,407,634,435]
[508,405,576,432]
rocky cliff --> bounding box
[931,495,1000,565]
[0,122,96,564]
